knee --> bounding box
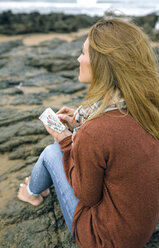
[43,143,55,156]
[43,142,62,160]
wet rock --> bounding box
[133,13,158,29]
[32,135,54,156]
[0,175,78,247]
[0,194,54,226]
[0,39,23,54]
[0,107,56,127]
[0,135,41,153]
[8,157,38,174]
[133,13,159,41]
[0,11,100,35]
[0,120,46,146]
[145,222,159,248]
[153,46,159,65]
[56,69,79,80]
[10,92,50,106]
[0,79,23,89]
[48,81,86,94]
[8,144,34,160]
[1,87,24,96]
[24,73,68,87]
[26,39,82,73]
[5,135,52,160]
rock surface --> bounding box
[0,35,87,248]
[0,11,159,41]
[133,13,159,41]
[0,11,100,35]
[0,20,158,247]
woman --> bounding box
[18,18,159,248]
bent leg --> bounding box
[27,141,79,233]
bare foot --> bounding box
[17,183,43,206]
[25,177,50,198]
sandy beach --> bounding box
[0,27,90,46]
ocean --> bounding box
[0,0,159,17]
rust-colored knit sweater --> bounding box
[60,110,159,248]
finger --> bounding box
[57,106,74,115]
[56,106,69,114]
[58,114,73,124]
[44,124,56,135]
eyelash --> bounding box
[81,49,84,55]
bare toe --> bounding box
[25,176,30,185]
[24,176,49,197]
[41,189,50,197]
[17,183,43,206]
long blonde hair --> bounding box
[83,18,159,139]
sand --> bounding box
[0,27,90,46]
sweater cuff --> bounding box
[59,135,72,150]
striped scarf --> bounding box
[73,99,126,135]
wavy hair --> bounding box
[83,18,159,139]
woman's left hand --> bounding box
[44,124,72,143]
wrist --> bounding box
[56,129,72,143]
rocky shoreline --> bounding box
[0,11,159,41]
[0,11,159,247]
[0,10,100,35]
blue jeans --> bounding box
[28,141,79,234]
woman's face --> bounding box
[77,38,92,84]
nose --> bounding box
[77,54,81,63]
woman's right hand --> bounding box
[57,106,80,131]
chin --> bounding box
[78,76,90,84]
[78,76,83,83]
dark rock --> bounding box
[0,135,41,153]
[0,121,46,145]
[0,82,9,89]
[145,222,159,247]
[0,79,24,89]
[133,13,159,41]
[24,73,68,87]
[133,13,158,29]
[8,144,34,160]
[0,107,59,127]
[32,135,54,156]
[48,81,86,94]
[34,37,66,48]
[10,92,49,105]
[26,40,82,72]
[0,39,23,54]
[0,87,24,96]
[56,69,79,80]
[0,195,78,247]
[8,157,38,174]
[153,46,159,64]
[0,194,54,226]
[6,135,52,160]
[0,11,100,35]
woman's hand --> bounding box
[57,106,75,116]
[44,124,72,143]
[57,106,80,131]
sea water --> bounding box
[0,0,158,16]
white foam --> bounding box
[0,1,158,16]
